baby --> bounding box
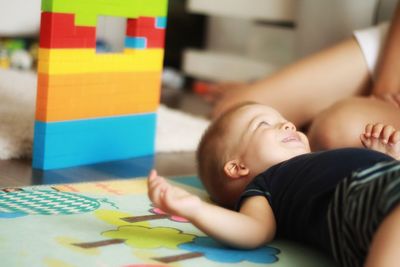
[148,102,400,267]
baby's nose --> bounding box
[282,122,296,131]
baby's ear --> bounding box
[223,160,250,179]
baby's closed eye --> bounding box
[258,121,271,128]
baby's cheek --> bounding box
[300,134,311,150]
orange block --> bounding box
[36,72,161,122]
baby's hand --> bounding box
[147,170,202,220]
[360,123,400,160]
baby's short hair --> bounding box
[196,102,258,207]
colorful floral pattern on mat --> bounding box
[0,178,336,266]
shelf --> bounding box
[186,0,296,22]
[183,49,277,82]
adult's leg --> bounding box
[212,37,371,127]
[308,97,400,150]
[364,204,400,267]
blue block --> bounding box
[156,17,167,28]
[125,37,147,49]
[33,113,156,170]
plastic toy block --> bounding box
[127,17,166,32]
[39,12,96,48]
[42,0,168,26]
[126,17,166,33]
[124,37,147,49]
[37,48,164,74]
[124,36,165,49]
[125,35,164,49]
[156,17,167,28]
[126,17,166,48]
[35,72,161,122]
[34,0,168,170]
[33,113,157,170]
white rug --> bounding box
[0,69,209,160]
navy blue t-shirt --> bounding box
[237,148,393,254]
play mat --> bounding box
[0,176,337,267]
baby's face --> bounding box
[226,104,311,176]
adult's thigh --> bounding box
[213,37,371,126]
[307,97,400,150]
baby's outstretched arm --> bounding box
[147,170,276,249]
[360,123,400,160]
[148,169,203,219]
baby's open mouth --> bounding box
[282,134,301,143]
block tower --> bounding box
[33,0,168,170]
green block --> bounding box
[42,0,168,26]
[74,12,97,26]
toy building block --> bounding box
[33,113,157,169]
[39,12,96,48]
[33,0,168,170]
[125,17,166,48]
[42,0,168,26]
[36,72,161,121]
[37,48,164,74]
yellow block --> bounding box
[38,48,164,75]
[36,72,161,122]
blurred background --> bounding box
[0,0,398,122]
[0,0,398,185]
[0,0,397,86]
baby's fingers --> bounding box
[147,169,159,189]
[360,133,371,148]
[364,123,374,137]
[148,180,163,204]
[381,125,396,144]
[388,130,400,145]
[148,172,168,204]
[161,186,174,208]
[371,123,384,138]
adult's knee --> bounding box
[307,98,365,151]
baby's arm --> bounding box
[360,123,400,160]
[147,170,276,249]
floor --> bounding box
[0,91,212,188]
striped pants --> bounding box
[327,161,400,267]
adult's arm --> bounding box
[372,2,400,103]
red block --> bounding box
[40,12,96,49]
[126,17,165,48]
[126,17,156,34]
